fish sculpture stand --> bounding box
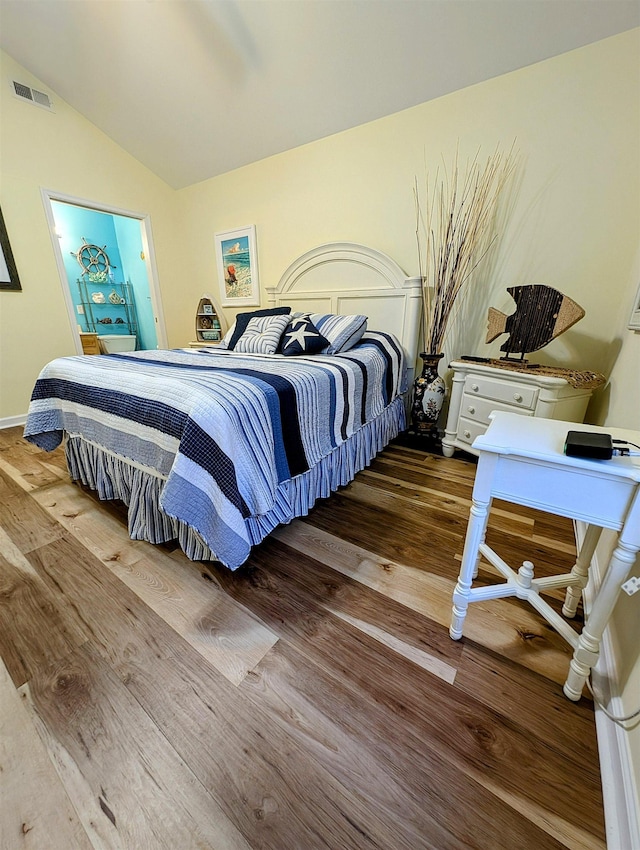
[486,284,584,362]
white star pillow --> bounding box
[279,315,329,356]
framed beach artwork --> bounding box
[0,206,22,291]
[215,225,259,307]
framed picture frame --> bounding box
[214,225,259,307]
[202,303,214,315]
[0,206,22,291]
[629,281,640,331]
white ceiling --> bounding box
[1,1,638,190]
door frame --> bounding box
[41,188,168,353]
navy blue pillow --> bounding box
[228,306,291,350]
[279,315,329,356]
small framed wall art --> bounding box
[629,281,640,331]
[0,206,22,291]
[214,225,259,307]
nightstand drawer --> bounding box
[464,374,537,409]
[460,393,536,425]
[456,417,489,447]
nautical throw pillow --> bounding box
[232,313,291,355]
[226,306,291,350]
[279,315,329,356]
[308,313,368,354]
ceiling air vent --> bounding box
[11,80,54,111]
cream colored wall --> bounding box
[600,274,640,430]
[0,51,188,419]
[595,246,640,809]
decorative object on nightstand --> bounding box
[441,359,606,457]
[486,284,585,362]
[411,144,517,436]
[191,294,225,347]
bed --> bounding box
[24,243,421,570]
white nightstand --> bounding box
[442,360,604,458]
[450,411,640,701]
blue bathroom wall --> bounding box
[51,201,157,349]
[113,216,157,350]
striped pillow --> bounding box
[220,306,291,349]
[232,313,290,354]
[308,313,368,354]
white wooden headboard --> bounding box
[266,243,422,375]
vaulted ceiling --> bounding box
[1,1,638,189]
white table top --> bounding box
[473,412,640,483]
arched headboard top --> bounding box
[267,242,422,366]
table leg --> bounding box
[450,494,491,640]
[563,537,639,701]
[562,524,603,618]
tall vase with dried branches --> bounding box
[411,145,516,435]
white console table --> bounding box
[450,411,640,700]
[442,360,603,458]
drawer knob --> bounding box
[463,429,471,439]
[513,393,523,403]
[467,406,475,415]
[471,384,479,392]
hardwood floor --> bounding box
[0,427,605,850]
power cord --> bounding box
[612,439,640,457]
[586,676,640,725]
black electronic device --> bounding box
[564,431,613,460]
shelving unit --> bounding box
[77,275,138,346]
[191,295,223,347]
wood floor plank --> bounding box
[33,481,279,685]
[0,526,89,688]
[455,642,600,769]
[357,469,539,541]
[20,642,254,850]
[0,427,68,489]
[0,469,66,554]
[0,655,93,850]
[272,521,575,684]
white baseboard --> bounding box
[0,414,26,430]
[576,520,640,850]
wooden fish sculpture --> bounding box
[486,284,584,359]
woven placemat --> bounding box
[486,359,606,390]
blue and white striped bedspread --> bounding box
[24,332,404,568]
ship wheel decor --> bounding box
[72,238,115,282]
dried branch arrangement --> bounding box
[415,144,517,355]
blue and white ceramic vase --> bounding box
[411,352,446,435]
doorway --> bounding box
[41,190,167,354]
